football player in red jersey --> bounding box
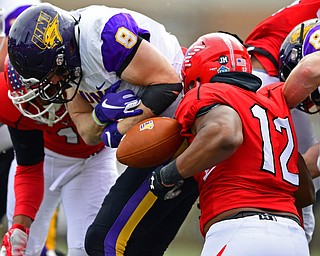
[149,32,316,255]
[244,0,320,242]
[0,58,119,255]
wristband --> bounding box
[11,224,30,235]
[159,160,183,186]
[92,109,108,126]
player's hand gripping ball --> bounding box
[116,117,185,168]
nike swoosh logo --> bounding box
[102,99,124,109]
[96,81,106,90]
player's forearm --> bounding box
[177,122,242,178]
[117,103,155,135]
[303,143,320,178]
[12,215,32,228]
[294,153,316,209]
[72,111,105,145]
[283,51,320,108]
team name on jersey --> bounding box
[79,89,106,105]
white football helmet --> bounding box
[5,56,68,126]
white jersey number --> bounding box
[251,104,299,186]
[57,127,79,144]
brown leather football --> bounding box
[116,117,185,168]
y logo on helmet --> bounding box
[31,11,63,50]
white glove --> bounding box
[0,224,29,256]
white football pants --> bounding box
[7,147,119,256]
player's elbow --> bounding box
[219,126,243,152]
[79,129,103,146]
[205,122,243,153]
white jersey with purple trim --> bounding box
[73,6,184,117]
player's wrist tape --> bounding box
[160,160,183,186]
[92,109,108,126]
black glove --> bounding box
[149,160,184,200]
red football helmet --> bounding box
[181,32,252,94]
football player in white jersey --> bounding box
[7,3,198,255]
[0,2,119,256]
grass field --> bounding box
[53,199,320,255]
[1,199,320,255]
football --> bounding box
[116,117,186,168]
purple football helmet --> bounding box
[278,18,318,82]
[278,18,320,114]
[8,3,82,103]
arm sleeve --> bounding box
[14,161,44,220]
[8,126,44,165]
[7,126,45,220]
[0,124,13,152]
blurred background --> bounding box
[46,0,295,49]
[2,0,320,255]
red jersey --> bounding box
[0,72,104,158]
[245,0,320,76]
[0,71,105,219]
[175,82,300,235]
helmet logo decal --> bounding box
[218,55,228,64]
[183,45,206,68]
[32,11,63,50]
[290,23,314,45]
[236,58,247,67]
[139,120,154,131]
[217,66,230,73]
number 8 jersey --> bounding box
[74,6,184,115]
